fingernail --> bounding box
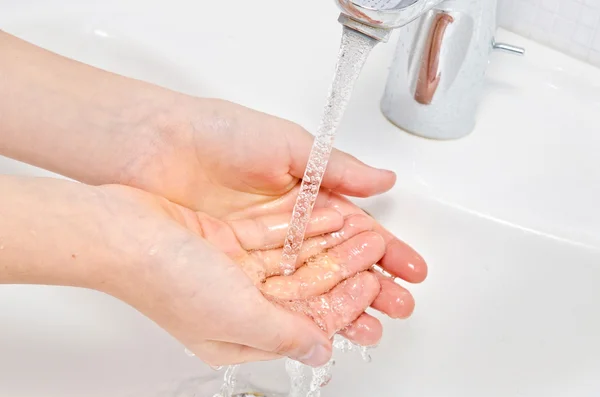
[297,344,331,367]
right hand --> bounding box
[95,186,384,366]
[0,177,382,367]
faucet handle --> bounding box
[492,40,525,56]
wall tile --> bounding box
[498,0,600,67]
[580,6,600,28]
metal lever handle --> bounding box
[492,40,525,56]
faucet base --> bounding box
[380,0,496,140]
[380,103,477,140]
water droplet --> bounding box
[184,348,195,357]
[359,346,373,363]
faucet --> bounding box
[335,0,445,41]
[335,0,524,140]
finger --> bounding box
[281,272,380,338]
[261,231,385,299]
[227,187,428,283]
[315,192,428,284]
[229,208,343,251]
[313,271,380,337]
[286,127,396,198]
[378,237,428,284]
[194,340,281,367]
[255,213,376,277]
[339,313,383,347]
[322,149,397,198]
[370,272,415,319]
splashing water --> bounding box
[333,335,376,363]
[213,365,240,397]
[305,359,335,397]
[178,337,372,396]
[279,26,378,276]
[283,336,375,397]
[287,357,309,397]
[283,326,377,396]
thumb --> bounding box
[286,126,397,198]
[236,301,333,367]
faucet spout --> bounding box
[334,0,445,41]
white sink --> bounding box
[1,1,600,396]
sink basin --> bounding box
[1,1,600,396]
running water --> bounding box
[215,26,378,397]
[333,335,376,363]
[279,26,378,276]
[279,26,378,397]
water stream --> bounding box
[277,24,378,397]
[278,26,378,276]
[215,25,378,397]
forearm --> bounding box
[0,31,175,184]
[0,175,130,288]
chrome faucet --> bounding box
[335,0,524,140]
[335,0,445,41]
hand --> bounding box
[0,176,381,367]
[126,97,399,218]
[0,32,427,323]
[110,193,384,366]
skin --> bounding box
[0,176,386,367]
[0,30,427,295]
[0,30,427,365]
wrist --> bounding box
[0,31,181,188]
[0,177,130,290]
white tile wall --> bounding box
[498,0,600,67]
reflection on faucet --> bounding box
[381,0,525,140]
[414,12,453,105]
[334,0,524,139]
